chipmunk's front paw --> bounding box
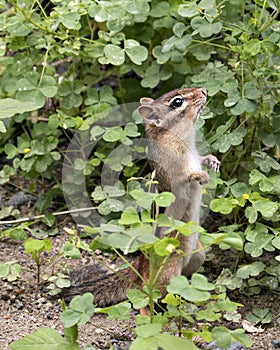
[189,171,209,185]
[201,155,220,172]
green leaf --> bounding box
[230,98,256,115]
[245,206,258,223]
[40,75,58,97]
[173,22,186,37]
[17,89,45,107]
[155,192,176,207]
[191,273,215,291]
[0,98,43,119]
[24,238,52,254]
[127,289,149,309]
[9,328,79,350]
[245,231,274,257]
[150,2,171,17]
[191,17,222,38]
[244,82,261,99]
[230,182,248,197]
[104,44,125,66]
[253,199,278,217]
[98,198,124,215]
[236,262,265,279]
[157,334,199,350]
[243,39,261,56]
[135,323,162,338]
[61,293,95,327]
[210,198,234,214]
[246,307,272,325]
[154,237,179,256]
[61,12,81,29]
[119,207,141,225]
[211,327,231,348]
[0,264,9,278]
[103,126,125,142]
[167,275,212,302]
[125,40,148,65]
[178,2,198,18]
[106,303,131,320]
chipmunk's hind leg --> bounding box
[181,240,205,276]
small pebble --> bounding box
[14,299,23,310]
[37,297,46,304]
[46,312,53,320]
[29,315,37,323]
[95,328,104,334]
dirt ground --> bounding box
[0,186,280,349]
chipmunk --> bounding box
[63,87,220,306]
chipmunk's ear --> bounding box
[140,97,154,104]
[138,104,163,127]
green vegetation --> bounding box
[0,0,279,348]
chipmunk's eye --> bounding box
[170,97,184,109]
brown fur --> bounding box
[63,87,220,306]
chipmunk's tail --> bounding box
[62,256,147,307]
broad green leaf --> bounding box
[246,307,272,325]
[103,126,125,142]
[178,2,198,17]
[230,182,248,197]
[119,207,141,225]
[135,323,162,338]
[0,264,9,278]
[40,75,58,97]
[24,238,50,254]
[230,98,256,115]
[210,198,234,214]
[126,45,148,65]
[0,120,6,132]
[17,90,45,107]
[150,2,171,17]
[7,14,33,36]
[61,293,95,327]
[127,289,149,309]
[245,206,258,223]
[106,303,131,320]
[0,98,43,119]
[245,231,274,257]
[236,262,265,279]
[167,275,211,302]
[155,192,176,207]
[9,328,79,350]
[211,327,231,348]
[104,44,125,66]
[244,82,261,99]
[157,334,199,350]
[191,273,215,291]
[91,186,106,202]
[244,39,261,56]
[61,12,80,29]
[253,199,278,217]
[154,237,179,256]
[173,22,186,37]
[98,198,124,215]
[191,17,222,38]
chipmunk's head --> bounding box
[138,87,207,130]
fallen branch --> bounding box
[0,207,98,225]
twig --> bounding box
[0,207,98,225]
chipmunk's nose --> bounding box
[200,88,207,97]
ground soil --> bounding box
[0,184,279,350]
